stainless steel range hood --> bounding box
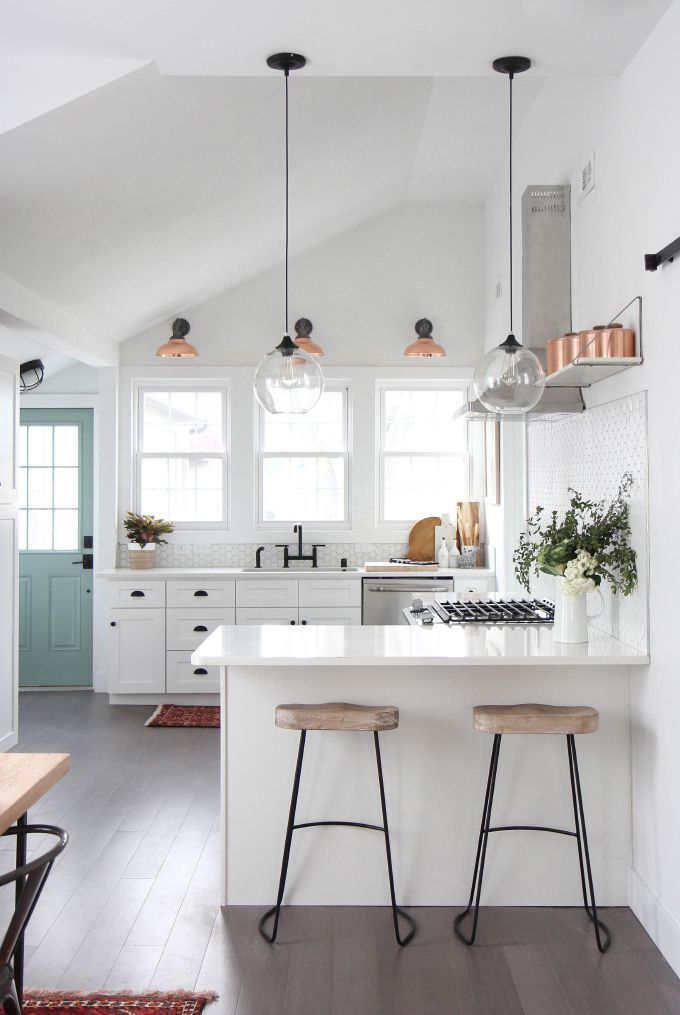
[456,184,584,422]
[453,385,584,422]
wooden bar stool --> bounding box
[259,701,416,946]
[454,703,611,953]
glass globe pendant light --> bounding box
[254,53,324,414]
[473,57,545,415]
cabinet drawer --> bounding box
[166,580,235,609]
[166,608,235,650]
[299,607,362,626]
[298,580,361,608]
[166,652,220,693]
[236,607,298,625]
[236,579,298,608]
[107,581,166,608]
[453,578,493,596]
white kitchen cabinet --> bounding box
[166,580,235,609]
[166,651,220,693]
[299,607,362,626]
[298,580,360,608]
[236,607,298,625]
[453,577,494,596]
[236,579,298,609]
[166,607,235,650]
[107,608,165,694]
[107,580,166,609]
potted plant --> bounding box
[513,473,637,643]
[124,512,174,570]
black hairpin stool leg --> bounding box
[259,730,307,943]
[454,734,502,944]
[567,734,611,953]
[374,732,415,946]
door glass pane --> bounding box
[18,468,28,509]
[54,426,79,466]
[54,468,79,508]
[53,510,79,550]
[19,426,28,468]
[28,426,53,466]
[27,510,52,550]
[27,468,53,508]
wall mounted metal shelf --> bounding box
[544,356,642,388]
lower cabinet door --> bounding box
[108,608,165,693]
[298,607,362,626]
[166,652,220,693]
[236,607,298,625]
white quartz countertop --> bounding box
[191,624,649,667]
[97,566,494,579]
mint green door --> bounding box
[19,409,94,686]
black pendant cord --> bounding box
[284,68,289,337]
[508,70,514,335]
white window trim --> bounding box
[375,379,470,531]
[255,382,352,530]
[132,379,231,532]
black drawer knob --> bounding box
[194,667,208,675]
[290,620,296,625]
[301,619,307,625]
[194,590,208,597]
[194,625,208,632]
[110,621,116,627]
[131,590,145,597]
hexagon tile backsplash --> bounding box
[117,542,408,570]
[527,391,648,653]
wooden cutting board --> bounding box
[406,516,441,562]
[364,561,439,572]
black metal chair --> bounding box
[0,824,68,1014]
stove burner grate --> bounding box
[431,598,554,625]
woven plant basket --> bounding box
[128,545,156,569]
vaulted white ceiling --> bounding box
[0,0,672,363]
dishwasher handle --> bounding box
[364,583,451,593]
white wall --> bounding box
[482,0,680,972]
[121,201,484,368]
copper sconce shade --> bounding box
[156,318,199,358]
[293,318,324,357]
[404,319,446,358]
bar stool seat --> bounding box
[473,703,599,736]
[276,702,399,732]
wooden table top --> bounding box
[0,753,70,835]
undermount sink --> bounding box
[239,566,360,573]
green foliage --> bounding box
[124,511,175,547]
[514,473,637,596]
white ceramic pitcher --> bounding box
[552,575,604,644]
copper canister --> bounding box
[594,323,635,358]
[576,327,606,359]
[546,332,579,374]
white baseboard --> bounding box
[109,693,220,706]
[629,866,680,978]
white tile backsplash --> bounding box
[118,541,408,569]
[527,392,648,652]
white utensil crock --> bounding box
[552,575,604,644]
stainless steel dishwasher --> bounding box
[362,577,454,624]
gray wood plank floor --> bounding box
[4,691,680,1014]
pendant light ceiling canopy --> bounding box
[404,318,446,358]
[253,53,324,415]
[294,318,324,356]
[156,318,199,358]
[473,56,545,415]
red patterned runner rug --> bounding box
[23,990,218,1015]
[145,705,220,728]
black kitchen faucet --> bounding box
[276,523,325,568]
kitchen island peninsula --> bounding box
[192,624,648,909]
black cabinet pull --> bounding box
[301,619,307,625]
[194,625,208,632]
[194,590,208,597]
[131,590,145,598]
[110,621,116,627]
[194,667,208,676]
[289,619,296,625]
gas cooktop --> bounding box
[408,598,555,626]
